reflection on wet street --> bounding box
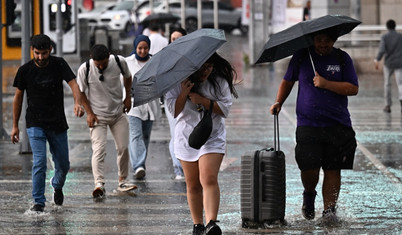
[0,33,401,234]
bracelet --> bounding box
[274,101,281,105]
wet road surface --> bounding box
[0,33,401,234]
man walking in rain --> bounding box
[270,28,358,225]
[11,34,84,212]
[374,19,402,113]
[76,44,137,198]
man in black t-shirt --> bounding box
[11,34,84,213]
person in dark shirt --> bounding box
[270,28,358,225]
[11,34,84,213]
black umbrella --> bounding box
[141,12,180,27]
[255,15,361,64]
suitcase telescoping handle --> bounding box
[274,114,280,152]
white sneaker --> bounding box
[174,175,185,180]
[134,167,146,180]
[117,181,137,192]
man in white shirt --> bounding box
[76,44,137,198]
[148,23,168,55]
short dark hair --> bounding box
[31,34,52,50]
[148,23,160,32]
[90,44,110,60]
[386,19,396,30]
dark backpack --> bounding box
[85,54,125,84]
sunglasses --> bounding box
[99,70,104,81]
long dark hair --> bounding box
[169,27,187,43]
[205,52,238,98]
[189,52,238,98]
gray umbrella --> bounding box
[131,28,226,107]
[255,15,361,64]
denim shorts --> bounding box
[295,125,357,171]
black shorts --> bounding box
[295,125,357,171]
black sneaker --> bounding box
[30,204,44,212]
[53,188,64,206]
[192,224,205,235]
[50,177,64,205]
[302,190,317,220]
[205,220,222,235]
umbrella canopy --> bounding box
[255,15,361,64]
[141,12,180,27]
[131,28,226,107]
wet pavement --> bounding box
[0,33,401,234]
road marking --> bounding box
[356,141,401,186]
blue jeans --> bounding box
[128,116,153,171]
[27,127,70,206]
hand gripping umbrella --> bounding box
[131,28,226,107]
[255,15,361,66]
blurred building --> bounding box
[309,0,402,25]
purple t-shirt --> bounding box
[284,47,358,127]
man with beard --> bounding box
[11,34,84,212]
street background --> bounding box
[0,32,401,234]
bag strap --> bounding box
[113,54,125,76]
[207,100,214,115]
[85,60,90,85]
[274,114,280,151]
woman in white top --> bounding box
[166,27,187,180]
[125,35,161,180]
[165,52,238,235]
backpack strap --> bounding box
[113,54,125,76]
[85,59,90,85]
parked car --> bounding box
[133,0,247,34]
[132,0,177,24]
[97,1,136,32]
[170,1,247,33]
[78,3,116,28]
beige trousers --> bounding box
[90,113,129,185]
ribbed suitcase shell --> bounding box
[240,148,286,227]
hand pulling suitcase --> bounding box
[240,114,286,228]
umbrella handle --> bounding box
[308,48,316,73]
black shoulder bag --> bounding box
[188,100,214,149]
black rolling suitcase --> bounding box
[240,114,286,228]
